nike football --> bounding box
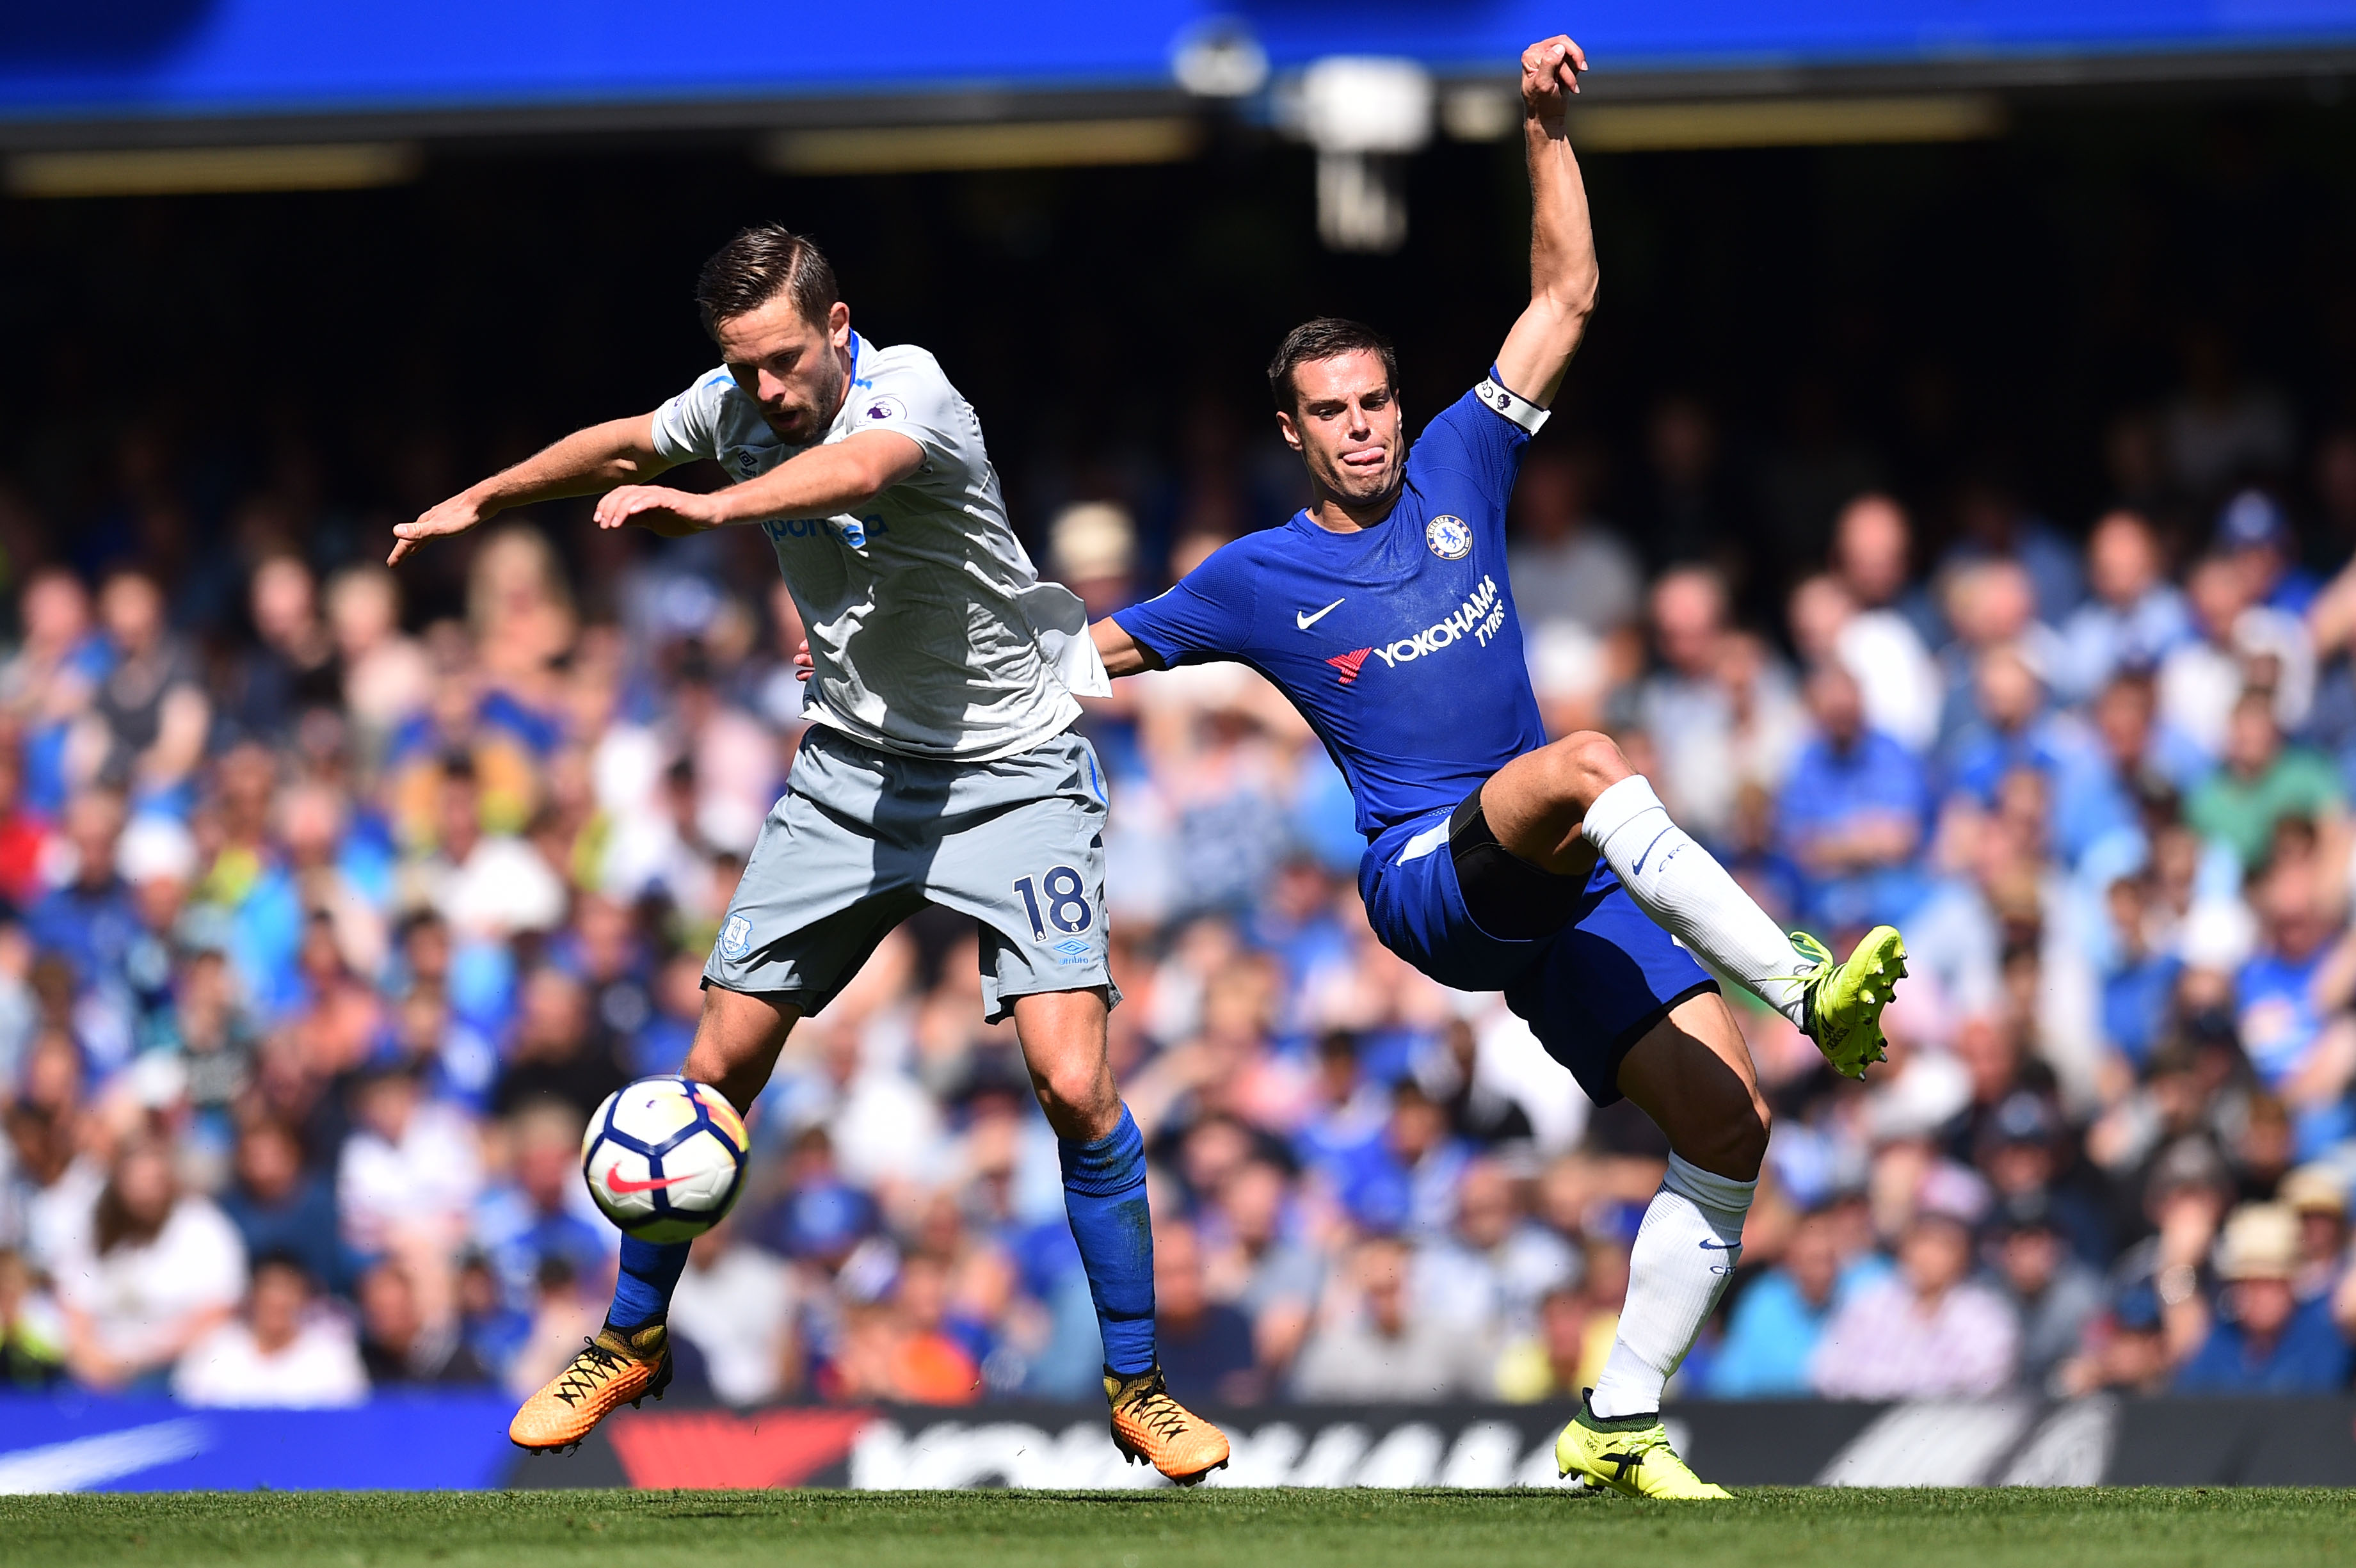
[582,1076,751,1242]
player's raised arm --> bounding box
[1491,35,1599,411]
[387,412,671,564]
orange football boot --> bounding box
[509,1321,672,1453]
[1105,1366,1230,1485]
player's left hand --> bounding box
[794,639,813,681]
[1521,35,1586,124]
[595,484,721,536]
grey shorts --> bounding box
[705,724,1118,1023]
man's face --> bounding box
[2231,1276,2296,1338]
[716,294,853,446]
[1807,665,1866,747]
[1900,1217,1971,1295]
[1278,351,1404,509]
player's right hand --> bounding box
[1521,35,1586,125]
[388,492,486,565]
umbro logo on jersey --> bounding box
[1297,598,1345,630]
[1327,648,1372,685]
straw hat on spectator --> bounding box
[2277,1165,2349,1218]
[1049,502,1136,584]
[2213,1203,2300,1282]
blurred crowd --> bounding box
[3,340,2356,1413]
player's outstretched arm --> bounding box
[1491,35,1599,412]
[387,413,669,564]
[591,429,924,538]
[1091,616,1162,679]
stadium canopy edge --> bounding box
[1,2,2354,157]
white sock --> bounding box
[1582,773,1815,1027]
[1587,1155,1756,1419]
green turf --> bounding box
[4,1488,2354,1568]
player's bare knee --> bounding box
[1543,730,1632,814]
[1031,1057,1117,1142]
[1679,1095,1769,1183]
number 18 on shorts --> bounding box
[702,728,1119,1025]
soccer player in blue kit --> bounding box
[1094,36,1907,1499]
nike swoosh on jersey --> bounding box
[605,1171,692,1195]
[1296,598,1345,630]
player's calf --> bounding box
[1013,987,1121,1140]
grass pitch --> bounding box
[1,1487,2350,1568]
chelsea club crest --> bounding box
[1425,515,1473,560]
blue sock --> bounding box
[1059,1105,1156,1378]
[609,1237,690,1331]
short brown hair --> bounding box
[1267,317,1397,412]
[694,224,840,336]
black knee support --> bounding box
[1448,787,1586,942]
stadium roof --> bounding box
[3,1,2353,149]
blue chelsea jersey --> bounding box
[1114,373,1550,844]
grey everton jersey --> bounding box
[650,333,1096,762]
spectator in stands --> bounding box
[1983,1197,2104,1391]
[1824,494,1940,752]
[89,566,209,801]
[1200,1157,1322,1380]
[2058,1281,2175,1396]
[2188,692,2344,872]
[2277,1165,2351,1304]
[1414,1156,1576,1338]
[1494,1281,1616,1403]
[2216,490,2320,616]
[2058,510,2191,701]
[2232,850,2356,1155]
[0,567,104,819]
[26,788,136,1016]
[487,965,627,1122]
[472,1099,614,1313]
[1707,1204,1879,1398]
[1505,445,1641,636]
[221,552,339,746]
[337,1059,482,1272]
[2176,1204,2354,1393]
[454,1250,531,1384]
[406,754,566,941]
[56,1139,246,1390]
[667,1212,797,1406]
[173,1254,369,1407]
[1777,662,1932,932]
[218,1117,349,1297]
[1292,1233,1493,1402]
[1809,1177,2019,1398]
[1152,1217,1259,1405]
[357,1257,490,1386]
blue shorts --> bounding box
[1360,809,1719,1106]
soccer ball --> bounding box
[582,1077,751,1243]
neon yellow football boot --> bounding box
[1555,1395,1730,1500]
[1793,925,1906,1080]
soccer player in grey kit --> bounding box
[393,226,1229,1481]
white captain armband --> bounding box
[1473,374,1550,435]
